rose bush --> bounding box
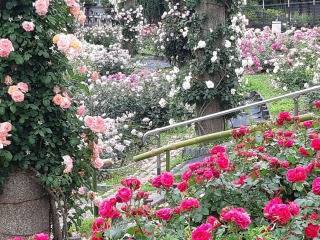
[90,101,320,239]
[0,0,106,236]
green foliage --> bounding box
[0,0,95,224]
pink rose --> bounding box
[160,172,174,189]
[0,38,14,58]
[17,82,29,93]
[177,181,188,192]
[33,233,49,240]
[180,198,200,212]
[220,207,251,230]
[22,21,35,32]
[78,65,88,74]
[286,166,308,183]
[76,105,86,116]
[34,0,50,16]
[60,97,72,109]
[62,155,73,174]
[91,157,104,169]
[0,122,12,133]
[52,94,63,106]
[155,208,173,221]
[64,0,77,7]
[11,90,25,102]
[312,177,320,195]
[116,187,132,203]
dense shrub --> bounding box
[91,105,320,239]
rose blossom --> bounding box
[180,198,200,212]
[286,166,308,183]
[305,223,320,239]
[62,155,73,174]
[312,177,320,195]
[98,198,121,219]
[22,21,35,32]
[11,90,25,102]
[121,177,141,190]
[191,225,212,240]
[155,208,173,221]
[177,181,188,192]
[17,82,29,93]
[311,138,320,151]
[92,217,110,232]
[116,187,132,203]
[34,0,50,16]
[220,207,251,230]
[76,105,86,117]
[4,75,13,85]
[33,233,49,240]
[160,172,174,189]
[0,38,14,58]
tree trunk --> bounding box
[195,0,226,135]
[0,171,50,240]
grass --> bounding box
[244,74,294,116]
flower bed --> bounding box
[91,102,320,240]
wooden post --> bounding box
[195,0,226,135]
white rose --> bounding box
[205,81,215,89]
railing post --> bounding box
[165,151,171,172]
[294,96,300,116]
[156,133,161,175]
[92,170,98,217]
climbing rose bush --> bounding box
[91,102,320,239]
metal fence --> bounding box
[245,1,320,28]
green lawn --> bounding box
[244,74,294,116]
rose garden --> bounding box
[2,0,320,239]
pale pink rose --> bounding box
[4,75,13,86]
[17,82,29,93]
[62,155,73,174]
[0,38,14,58]
[91,71,100,81]
[56,34,71,53]
[92,157,104,169]
[0,122,12,133]
[76,105,86,116]
[77,13,86,25]
[64,0,77,7]
[78,187,87,195]
[22,21,35,32]
[70,5,81,17]
[34,0,50,16]
[84,116,95,128]
[60,97,72,109]
[11,90,25,102]
[92,116,106,133]
[78,65,87,74]
[52,94,63,106]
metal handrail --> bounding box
[143,85,320,144]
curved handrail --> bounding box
[142,85,320,144]
[134,113,315,162]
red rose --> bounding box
[305,223,320,239]
[311,138,320,151]
[299,147,310,157]
[92,217,109,232]
[286,166,308,183]
[155,208,173,221]
[206,216,221,230]
[216,155,230,170]
[209,145,226,154]
[116,187,133,203]
[277,112,293,125]
[312,177,320,195]
[314,100,320,109]
[177,181,188,192]
[288,201,300,216]
[121,177,141,190]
